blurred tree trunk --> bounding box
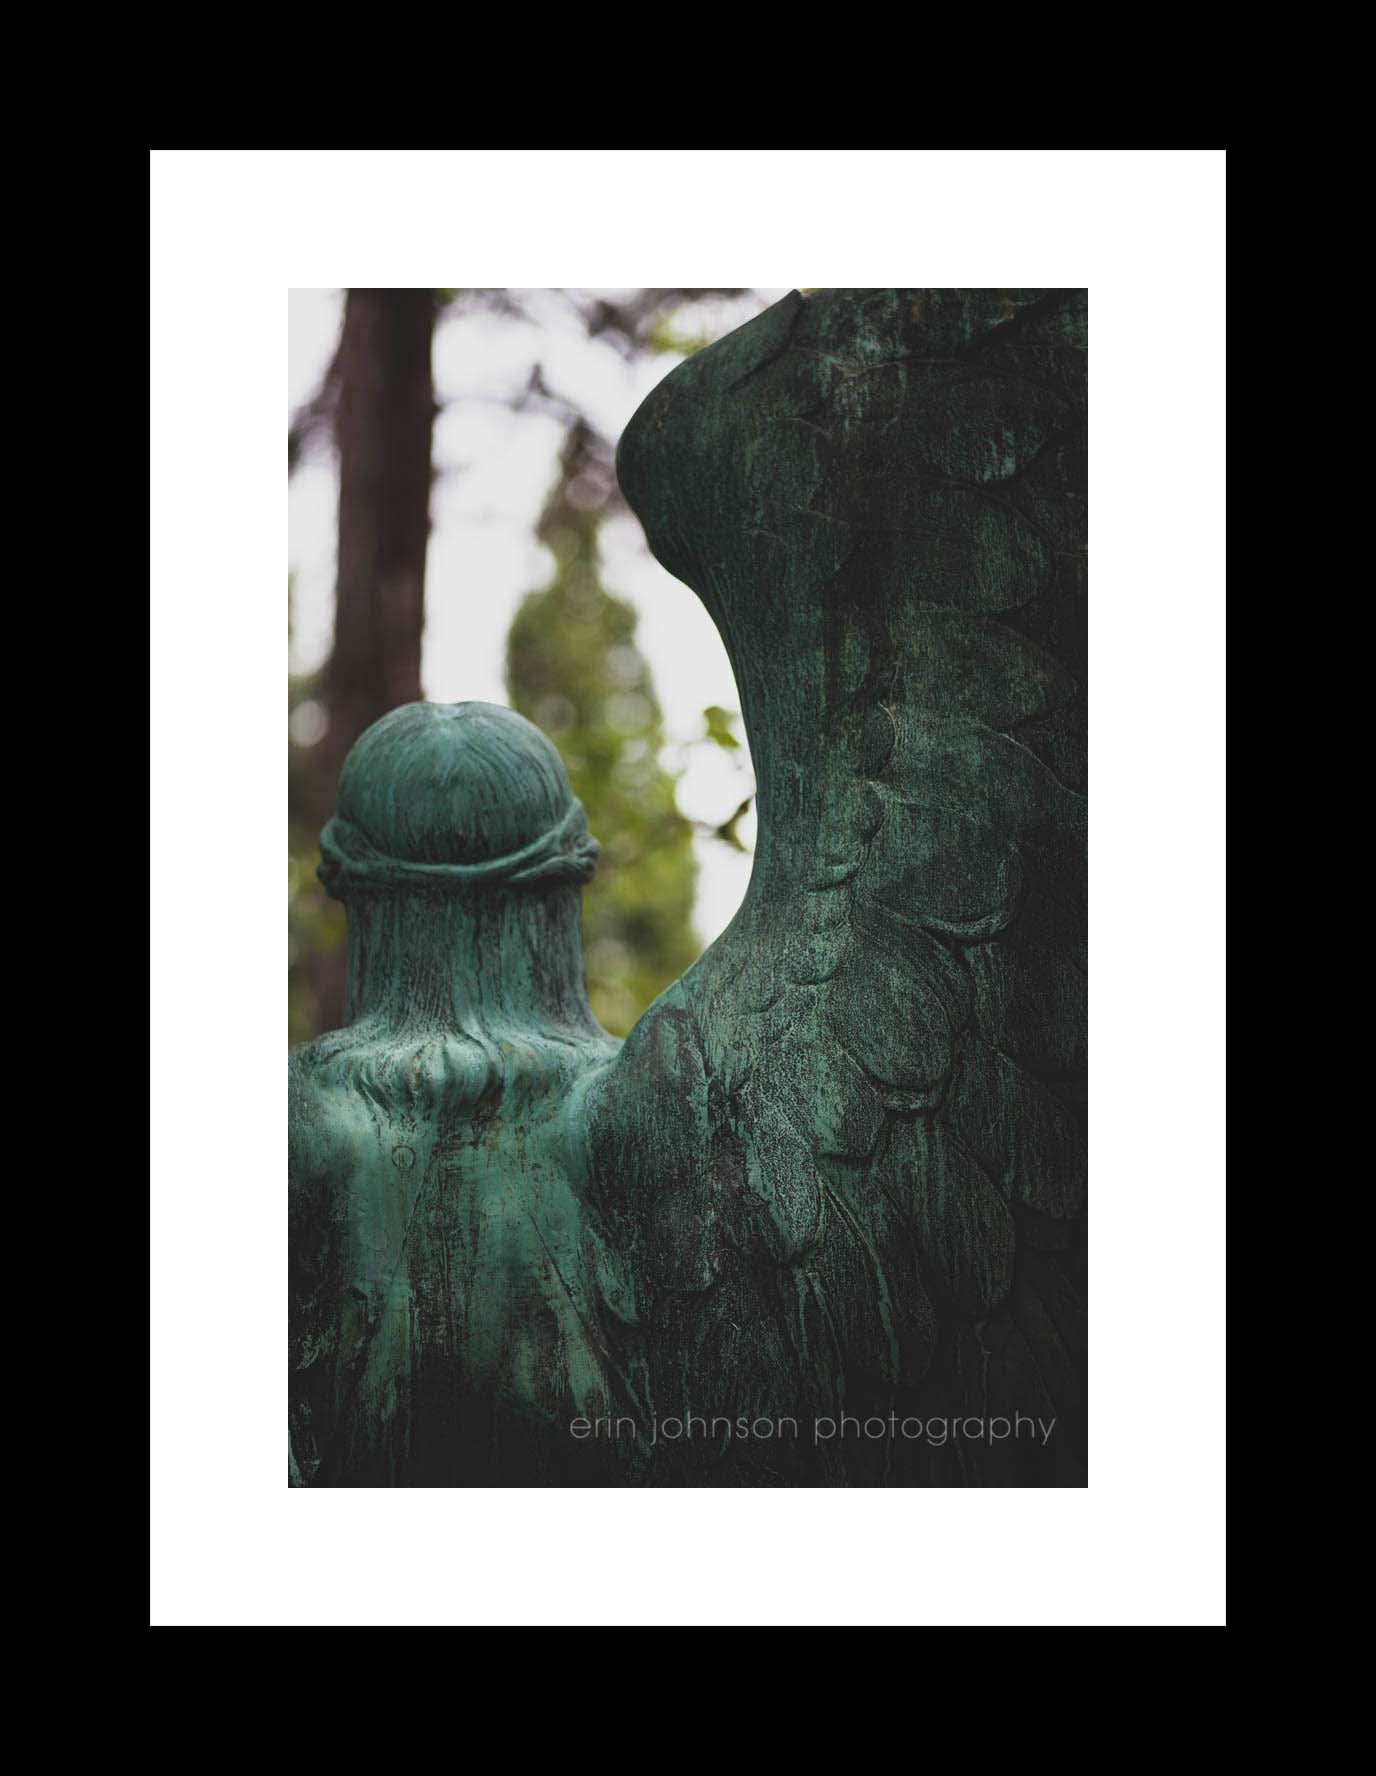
[329,289,436,772]
[305,288,438,1033]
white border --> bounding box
[150,148,1226,1627]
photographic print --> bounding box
[287,287,1088,1489]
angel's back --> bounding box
[288,703,627,1487]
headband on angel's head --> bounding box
[318,800,599,900]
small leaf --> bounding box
[703,705,742,751]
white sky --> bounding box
[289,288,788,946]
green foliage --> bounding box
[506,509,698,1038]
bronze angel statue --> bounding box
[289,287,1087,1488]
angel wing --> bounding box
[582,288,1087,1485]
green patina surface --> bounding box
[290,289,1087,1488]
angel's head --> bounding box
[320,701,598,900]
[318,702,604,1037]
